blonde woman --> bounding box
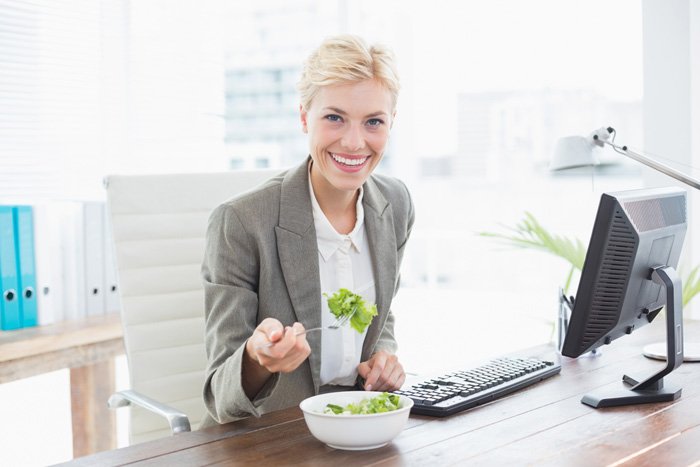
[201,34,414,425]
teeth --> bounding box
[330,153,368,166]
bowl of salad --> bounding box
[299,391,413,450]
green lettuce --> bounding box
[324,288,377,334]
[324,392,401,415]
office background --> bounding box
[1,0,698,465]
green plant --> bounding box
[479,212,586,295]
[684,265,700,309]
[480,212,700,308]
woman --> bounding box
[201,34,414,425]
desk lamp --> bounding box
[551,126,700,361]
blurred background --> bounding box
[1,0,698,465]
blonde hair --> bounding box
[297,34,400,111]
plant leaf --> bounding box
[479,212,586,270]
[683,265,700,308]
[479,212,700,308]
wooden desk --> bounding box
[0,313,124,457]
[61,322,700,466]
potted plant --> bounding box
[480,212,700,311]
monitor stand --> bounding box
[581,266,683,408]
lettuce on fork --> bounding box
[324,288,377,334]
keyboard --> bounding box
[394,356,561,417]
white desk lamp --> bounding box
[551,126,700,362]
[551,126,700,189]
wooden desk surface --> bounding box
[62,322,700,466]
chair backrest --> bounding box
[105,169,279,444]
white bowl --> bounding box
[299,391,413,450]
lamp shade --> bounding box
[550,135,600,171]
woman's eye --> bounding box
[325,114,342,122]
[367,118,384,127]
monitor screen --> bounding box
[561,186,687,407]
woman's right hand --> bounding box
[245,318,311,374]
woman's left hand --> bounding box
[357,350,405,392]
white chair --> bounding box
[104,169,279,445]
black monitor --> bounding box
[561,186,687,408]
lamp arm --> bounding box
[602,140,700,190]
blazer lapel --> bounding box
[361,177,397,360]
[275,160,323,390]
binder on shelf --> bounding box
[13,206,38,328]
[83,201,105,316]
[59,201,86,321]
[60,200,108,319]
[33,203,64,325]
[103,208,120,314]
[0,206,21,330]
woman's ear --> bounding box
[390,110,397,129]
[300,104,308,134]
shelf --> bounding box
[0,312,124,383]
[0,312,125,457]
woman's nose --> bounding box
[341,124,365,151]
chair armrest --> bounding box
[108,389,192,434]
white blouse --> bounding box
[308,171,376,386]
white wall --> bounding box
[642,0,700,317]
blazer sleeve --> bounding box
[201,203,280,423]
[374,179,415,354]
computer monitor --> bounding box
[561,186,687,408]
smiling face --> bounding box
[300,79,395,200]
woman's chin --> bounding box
[326,174,366,193]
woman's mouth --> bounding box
[329,152,369,171]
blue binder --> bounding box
[13,206,38,328]
[0,206,21,330]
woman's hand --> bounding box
[246,318,311,373]
[242,318,311,398]
[357,350,405,392]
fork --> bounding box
[256,305,357,349]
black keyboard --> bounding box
[394,356,561,417]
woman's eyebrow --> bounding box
[323,107,387,118]
[365,111,388,118]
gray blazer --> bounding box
[200,158,415,426]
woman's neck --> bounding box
[310,172,359,235]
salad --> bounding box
[324,288,377,334]
[324,392,401,415]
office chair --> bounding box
[104,168,279,444]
